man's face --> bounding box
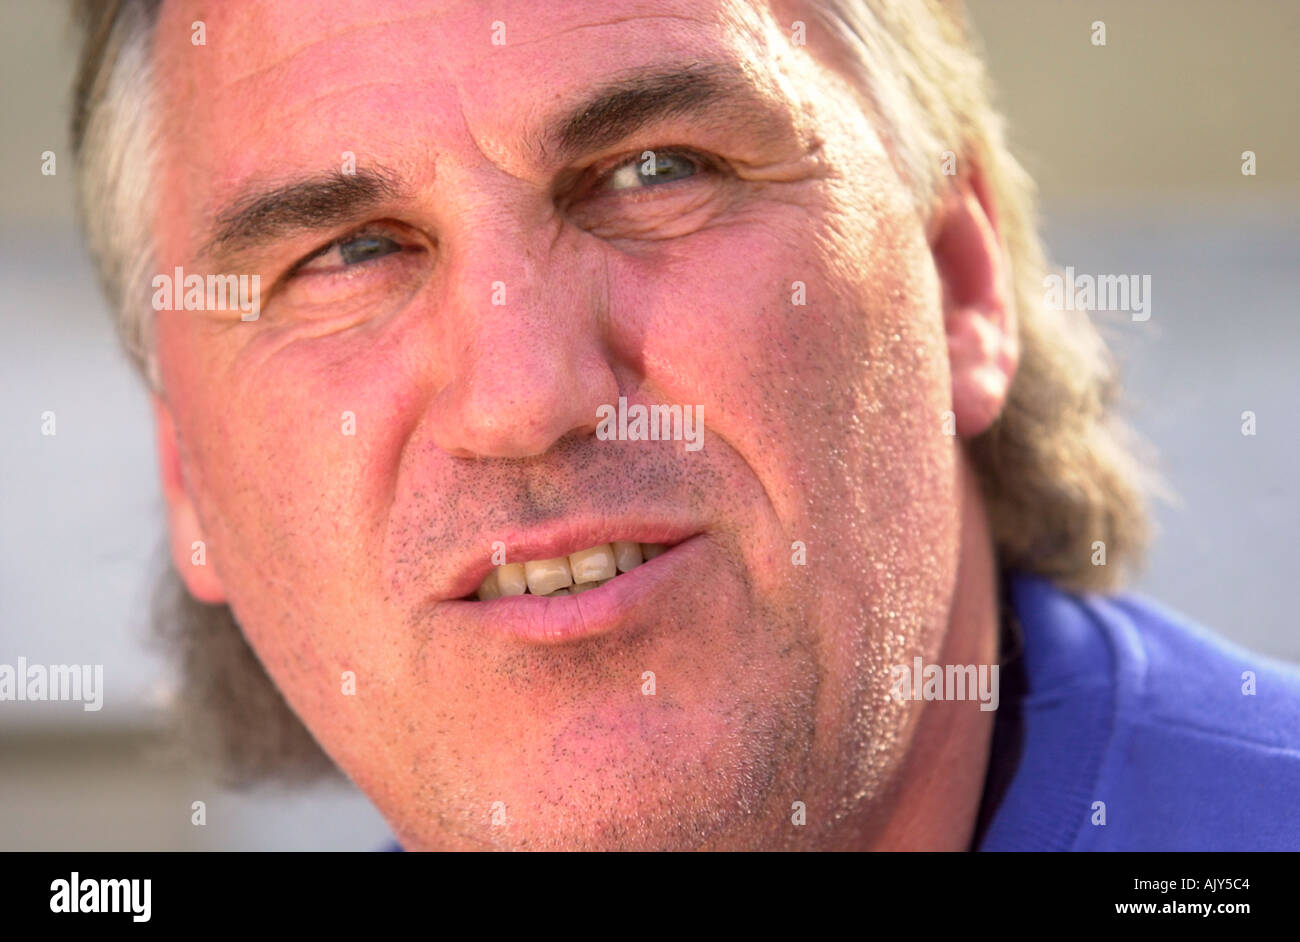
[151,0,964,848]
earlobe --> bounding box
[931,170,1019,439]
[152,396,226,604]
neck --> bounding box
[871,453,1003,850]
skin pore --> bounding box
[149,0,1017,849]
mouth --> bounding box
[436,523,707,645]
[467,541,669,600]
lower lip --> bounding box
[442,536,705,644]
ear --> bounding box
[152,395,226,604]
[930,169,1019,438]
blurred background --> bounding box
[1,0,1297,849]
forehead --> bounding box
[152,0,801,221]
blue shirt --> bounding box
[976,572,1300,850]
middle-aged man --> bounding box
[71,0,1300,850]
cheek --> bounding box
[161,308,435,606]
[601,189,960,796]
[606,191,953,546]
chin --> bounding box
[384,686,815,851]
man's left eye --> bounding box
[604,151,701,191]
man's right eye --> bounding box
[293,231,404,275]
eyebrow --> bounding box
[542,61,785,162]
[202,168,403,262]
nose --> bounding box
[426,223,620,459]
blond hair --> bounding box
[72,0,1150,780]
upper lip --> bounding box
[434,512,703,603]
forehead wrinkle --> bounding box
[499,10,714,52]
[211,10,449,90]
[251,80,428,130]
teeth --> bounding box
[496,562,527,596]
[612,541,643,573]
[568,544,616,584]
[476,569,502,601]
[543,587,571,597]
[524,557,574,596]
[474,542,672,599]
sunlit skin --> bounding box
[150,0,1018,849]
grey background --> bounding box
[1,1,1296,849]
